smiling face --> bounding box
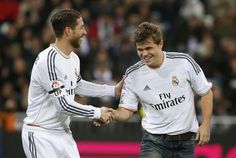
[136,37,163,68]
[69,17,87,49]
[50,9,87,49]
[132,22,164,68]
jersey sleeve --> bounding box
[119,75,139,111]
[36,55,101,119]
[186,55,212,96]
[75,78,115,97]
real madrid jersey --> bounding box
[120,51,212,135]
[24,45,115,130]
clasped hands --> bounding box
[93,107,116,126]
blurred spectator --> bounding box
[212,84,231,116]
[0,0,20,22]
[194,32,225,83]
[225,57,236,114]
[92,49,113,83]
[0,82,18,111]
[211,84,232,133]
[91,49,115,107]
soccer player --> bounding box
[21,9,123,158]
[108,22,213,158]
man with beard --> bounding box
[21,9,123,158]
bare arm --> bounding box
[114,78,124,96]
[93,107,134,126]
[196,89,213,146]
[111,107,134,121]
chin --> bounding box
[143,60,152,65]
[72,44,80,49]
[145,61,155,68]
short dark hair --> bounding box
[50,9,81,38]
[132,22,163,45]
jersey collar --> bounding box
[50,44,71,59]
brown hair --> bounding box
[132,22,163,45]
[50,9,81,38]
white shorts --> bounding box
[21,124,80,158]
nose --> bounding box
[142,50,148,57]
[83,28,87,35]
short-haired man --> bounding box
[21,9,123,158]
[108,22,213,158]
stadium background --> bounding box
[0,0,236,157]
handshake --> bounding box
[94,107,116,126]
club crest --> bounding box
[172,76,179,86]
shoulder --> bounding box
[124,60,145,77]
[35,46,59,68]
[166,51,196,65]
[165,51,198,63]
[166,51,192,59]
[165,51,201,75]
[71,52,80,62]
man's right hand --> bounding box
[100,107,113,123]
[93,107,115,126]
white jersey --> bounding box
[24,45,115,130]
[120,51,212,135]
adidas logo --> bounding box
[144,85,151,91]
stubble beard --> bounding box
[70,37,81,49]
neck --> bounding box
[158,50,164,66]
[54,39,73,56]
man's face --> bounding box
[136,37,163,68]
[69,17,87,49]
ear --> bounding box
[64,27,73,37]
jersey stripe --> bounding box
[166,53,201,75]
[47,49,57,81]
[77,75,82,83]
[28,132,37,158]
[58,97,94,117]
[125,61,145,77]
[166,52,201,73]
[52,51,57,79]
[62,97,94,114]
[47,49,53,80]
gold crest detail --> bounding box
[172,76,179,86]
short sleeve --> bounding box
[119,76,139,111]
[187,56,212,96]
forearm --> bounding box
[113,107,133,121]
[200,90,213,125]
[53,96,101,119]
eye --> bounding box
[146,47,152,50]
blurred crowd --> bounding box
[0,0,236,132]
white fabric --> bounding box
[23,45,116,158]
[22,124,80,158]
[120,51,212,135]
[75,79,115,97]
[24,45,115,130]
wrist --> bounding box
[94,107,101,119]
[201,119,211,126]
